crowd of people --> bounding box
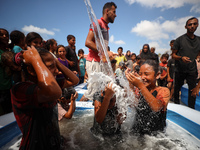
[0,1,200,149]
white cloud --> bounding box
[131,20,169,40]
[110,35,114,43]
[52,28,60,32]
[125,0,200,12]
[109,35,126,45]
[190,4,200,13]
[131,16,200,41]
[22,25,55,35]
[149,41,169,54]
[115,40,126,45]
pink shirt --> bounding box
[86,17,109,62]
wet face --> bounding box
[57,47,66,59]
[68,37,76,47]
[139,64,157,89]
[107,5,117,23]
[143,45,149,53]
[41,53,59,77]
[0,29,9,46]
[31,38,42,48]
[185,18,199,34]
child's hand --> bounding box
[126,72,142,87]
[70,92,78,102]
[104,83,115,100]
[23,46,41,65]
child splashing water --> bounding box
[125,60,170,135]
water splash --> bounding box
[84,0,136,120]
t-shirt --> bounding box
[86,17,109,62]
[173,34,200,73]
[65,46,79,72]
[57,103,67,121]
[11,82,61,150]
[78,57,86,77]
[115,55,127,65]
[167,59,175,79]
[12,45,22,53]
[56,58,69,79]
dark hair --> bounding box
[103,2,117,14]
[141,60,159,75]
[67,35,75,41]
[56,45,65,54]
[136,55,141,60]
[45,39,56,51]
[9,30,25,49]
[161,53,169,60]
[62,87,76,100]
[78,49,84,55]
[186,17,198,26]
[118,47,123,51]
[0,28,9,37]
[131,53,136,57]
[25,32,43,46]
[108,46,110,51]
[170,40,175,44]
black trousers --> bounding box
[174,71,197,109]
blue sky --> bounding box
[1,0,200,55]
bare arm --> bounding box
[64,92,78,119]
[85,30,98,53]
[23,46,62,103]
[94,83,115,124]
[56,59,79,88]
[126,72,163,112]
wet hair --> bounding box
[141,60,159,75]
[62,87,76,100]
[45,38,56,51]
[185,17,198,26]
[67,34,75,41]
[118,47,123,51]
[161,53,169,60]
[25,32,43,46]
[78,49,84,55]
[103,2,117,14]
[9,30,25,49]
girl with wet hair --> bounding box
[125,59,170,135]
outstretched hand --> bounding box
[71,92,78,102]
[125,71,142,88]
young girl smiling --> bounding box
[125,60,170,135]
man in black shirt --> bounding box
[172,17,200,109]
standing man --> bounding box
[172,17,200,109]
[85,2,117,78]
